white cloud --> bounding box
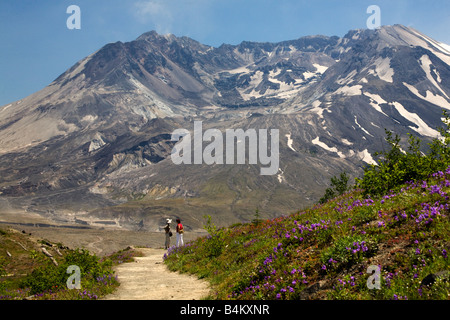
[132,0,213,37]
[133,0,174,34]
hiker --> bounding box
[164,219,172,249]
[176,218,184,247]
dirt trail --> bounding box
[103,248,211,300]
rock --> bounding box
[41,247,53,257]
[50,256,58,266]
[420,271,450,287]
[41,240,53,247]
[299,280,328,299]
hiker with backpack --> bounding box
[176,218,184,247]
[164,218,172,249]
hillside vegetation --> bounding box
[164,115,450,300]
[0,228,140,300]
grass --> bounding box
[163,168,450,300]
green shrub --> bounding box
[356,110,450,197]
[22,263,63,294]
[320,172,350,204]
[0,256,6,277]
[203,215,225,258]
[22,248,113,295]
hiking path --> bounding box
[104,247,210,300]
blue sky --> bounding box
[1,0,449,106]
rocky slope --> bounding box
[0,25,449,230]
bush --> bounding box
[356,110,450,197]
[319,172,350,204]
[203,215,225,258]
[22,249,113,295]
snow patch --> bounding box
[358,149,377,165]
[268,69,300,97]
[368,57,394,83]
[238,71,265,100]
[225,66,251,75]
[277,168,285,184]
[337,70,357,85]
[390,101,440,137]
[269,69,282,78]
[0,104,12,112]
[335,85,362,96]
[310,100,324,119]
[341,138,353,146]
[419,55,449,99]
[239,68,305,100]
[403,82,450,110]
[248,71,264,88]
[303,71,316,80]
[434,69,442,83]
[312,137,345,158]
[354,116,374,137]
[89,133,106,152]
[438,42,450,54]
[81,115,98,123]
[387,26,450,65]
[363,92,389,117]
[294,77,305,85]
[313,63,328,74]
[407,28,450,65]
[285,133,296,152]
[275,88,303,99]
[364,92,387,105]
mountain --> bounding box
[1,25,450,231]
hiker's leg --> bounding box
[165,234,170,249]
